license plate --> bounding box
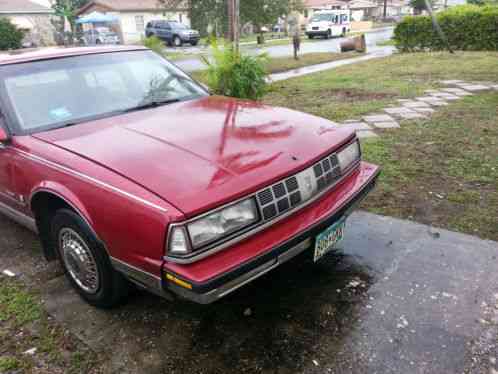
[314,218,346,262]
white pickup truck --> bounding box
[305,10,351,39]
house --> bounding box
[76,0,190,44]
[0,0,55,46]
[348,0,378,21]
[371,0,413,18]
[299,0,348,26]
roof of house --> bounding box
[77,0,188,15]
[0,0,53,14]
[348,0,378,9]
[304,0,348,7]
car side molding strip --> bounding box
[13,148,168,213]
[0,200,37,232]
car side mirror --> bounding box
[0,127,9,144]
[0,128,10,149]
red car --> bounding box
[0,46,380,307]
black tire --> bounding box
[308,34,314,39]
[342,28,346,37]
[52,209,129,308]
[326,29,332,39]
[173,35,182,47]
[190,40,199,46]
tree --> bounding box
[51,0,89,32]
[240,0,304,34]
[467,0,498,5]
[0,18,25,50]
[410,0,433,14]
[157,0,304,38]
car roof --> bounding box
[0,45,148,66]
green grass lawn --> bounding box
[0,277,100,373]
[264,51,498,241]
[265,51,498,121]
[265,51,361,73]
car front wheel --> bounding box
[52,209,129,308]
[173,36,182,47]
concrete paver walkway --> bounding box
[338,80,498,140]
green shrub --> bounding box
[0,18,25,50]
[142,35,165,55]
[202,40,268,100]
[394,5,498,52]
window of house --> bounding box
[135,15,145,32]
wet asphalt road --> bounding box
[174,27,395,72]
[1,210,497,373]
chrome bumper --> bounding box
[166,238,312,304]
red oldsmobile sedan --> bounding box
[0,46,379,307]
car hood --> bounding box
[33,96,353,218]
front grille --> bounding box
[256,147,347,223]
[312,27,319,30]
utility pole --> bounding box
[227,0,240,53]
[423,0,453,53]
[383,0,387,19]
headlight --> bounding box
[180,30,189,36]
[188,198,259,248]
[337,141,361,172]
[167,198,259,256]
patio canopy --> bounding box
[76,11,119,24]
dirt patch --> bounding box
[317,88,396,101]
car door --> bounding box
[163,22,173,42]
[0,111,21,211]
[155,21,165,39]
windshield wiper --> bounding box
[123,98,180,113]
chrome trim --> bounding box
[168,259,279,304]
[165,159,361,264]
[109,256,174,300]
[0,190,26,207]
[0,200,37,232]
[13,148,168,213]
[59,227,100,294]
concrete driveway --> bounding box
[1,211,497,373]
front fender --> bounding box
[29,181,95,230]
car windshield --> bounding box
[0,50,207,134]
[171,22,187,30]
[312,14,338,23]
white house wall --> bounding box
[116,11,191,44]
